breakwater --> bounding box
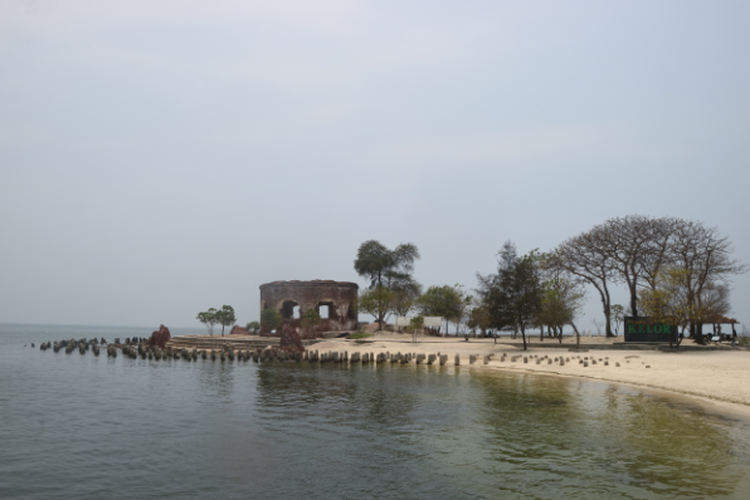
[39,336,625,369]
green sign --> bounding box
[624,317,678,343]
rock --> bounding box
[229,325,251,336]
[147,325,171,349]
[279,323,305,353]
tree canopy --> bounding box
[354,240,422,326]
[416,284,471,335]
[196,307,218,335]
[354,240,420,289]
[214,305,236,337]
[476,241,543,350]
[550,215,746,338]
[261,308,283,332]
[358,286,392,331]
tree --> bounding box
[610,304,624,336]
[354,240,421,327]
[301,308,321,335]
[537,277,586,344]
[477,241,543,350]
[409,316,424,342]
[261,307,283,333]
[537,254,586,344]
[667,220,747,342]
[196,308,218,335]
[389,277,422,317]
[214,305,236,336]
[552,216,746,339]
[246,321,260,333]
[354,240,420,289]
[551,230,617,337]
[640,268,733,346]
[466,303,492,338]
[416,285,464,336]
[358,286,393,331]
[639,269,691,344]
[594,215,672,318]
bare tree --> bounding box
[551,231,617,337]
[667,220,746,342]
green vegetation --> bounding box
[348,215,746,346]
[301,308,321,334]
[214,305,236,336]
[261,308,283,332]
[354,240,421,329]
[350,332,373,341]
[197,305,236,336]
[196,307,218,335]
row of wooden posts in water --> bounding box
[38,338,624,368]
[38,338,494,365]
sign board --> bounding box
[395,316,443,329]
[624,317,678,343]
[423,317,443,328]
[395,316,412,327]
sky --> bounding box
[1,0,749,331]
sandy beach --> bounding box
[310,332,750,419]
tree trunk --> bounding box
[628,281,639,318]
[569,321,581,348]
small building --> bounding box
[259,280,359,335]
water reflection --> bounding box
[473,370,748,498]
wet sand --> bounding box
[310,332,750,419]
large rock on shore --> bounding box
[147,324,171,349]
[229,325,250,336]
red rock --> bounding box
[147,324,171,349]
[279,323,304,353]
[229,325,250,336]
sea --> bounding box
[2,323,750,500]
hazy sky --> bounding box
[2,0,749,330]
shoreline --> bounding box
[306,332,750,420]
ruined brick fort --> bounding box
[259,280,359,334]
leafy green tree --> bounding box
[354,240,420,289]
[416,284,466,336]
[261,308,283,333]
[196,308,218,335]
[409,316,424,342]
[358,286,393,331]
[467,304,492,338]
[610,304,625,335]
[214,305,236,336]
[389,278,422,317]
[301,308,321,334]
[639,268,731,346]
[354,240,422,327]
[537,277,586,344]
[246,321,261,333]
[477,241,543,350]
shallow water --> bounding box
[2,324,750,499]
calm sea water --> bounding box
[2,323,750,500]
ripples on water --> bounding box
[2,324,750,499]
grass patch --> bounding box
[350,332,373,341]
